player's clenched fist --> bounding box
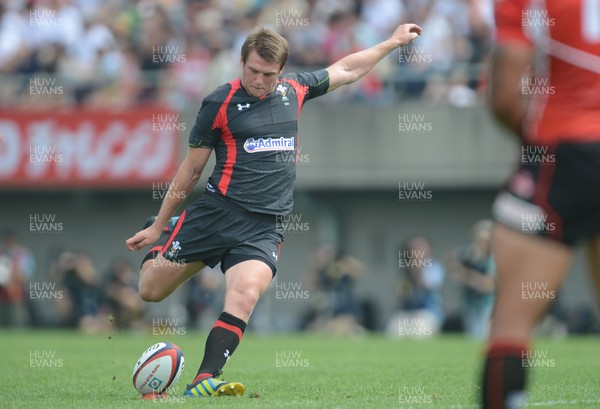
[126,227,161,251]
[391,23,422,47]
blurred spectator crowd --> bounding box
[1,224,597,337]
[0,229,224,333]
[0,0,494,109]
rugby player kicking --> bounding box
[126,23,421,398]
[482,0,600,407]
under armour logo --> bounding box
[272,252,279,261]
[224,349,231,361]
[237,103,250,110]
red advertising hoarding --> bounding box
[0,109,181,188]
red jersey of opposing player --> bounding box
[495,0,600,143]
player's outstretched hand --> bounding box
[391,23,422,47]
[126,226,161,251]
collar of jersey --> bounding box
[239,80,273,100]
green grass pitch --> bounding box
[2,330,599,408]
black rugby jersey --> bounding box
[188,69,329,215]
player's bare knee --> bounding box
[139,286,167,303]
[138,266,167,302]
[238,288,260,310]
[138,280,166,302]
[228,287,261,314]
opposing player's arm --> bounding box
[489,43,532,137]
[326,23,422,92]
[126,147,212,251]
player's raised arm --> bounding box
[326,23,422,92]
[125,147,212,251]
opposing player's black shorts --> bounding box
[492,141,600,245]
[142,193,284,275]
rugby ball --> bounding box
[132,342,184,396]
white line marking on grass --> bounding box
[444,399,600,408]
[527,399,600,407]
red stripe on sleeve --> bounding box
[216,80,241,196]
[283,78,308,162]
[284,78,308,119]
[213,320,243,341]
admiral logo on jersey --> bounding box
[244,137,295,153]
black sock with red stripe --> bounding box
[482,342,528,409]
[193,312,246,384]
